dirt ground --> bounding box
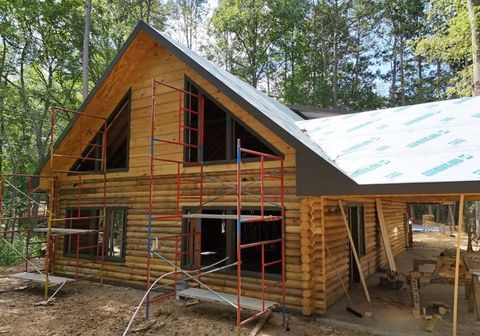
[413,230,479,251]
[322,231,480,336]
[0,266,369,336]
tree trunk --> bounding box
[467,0,480,95]
[82,0,92,100]
[0,38,6,176]
[449,205,455,236]
[399,37,405,104]
[436,60,442,98]
[332,28,338,108]
[390,35,398,105]
[467,0,480,250]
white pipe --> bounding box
[122,258,237,336]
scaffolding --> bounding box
[145,79,286,329]
[0,105,107,301]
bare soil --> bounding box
[413,231,479,251]
[0,269,368,336]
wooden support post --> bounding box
[376,199,397,273]
[452,194,464,336]
[338,200,371,303]
[410,271,421,317]
[473,274,480,321]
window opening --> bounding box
[72,90,131,171]
[184,79,277,163]
[64,208,127,261]
[182,208,281,276]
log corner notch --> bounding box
[375,198,397,273]
[300,197,314,315]
[300,196,325,315]
[338,200,371,303]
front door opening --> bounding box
[348,205,365,283]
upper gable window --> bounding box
[72,90,131,172]
[184,80,277,163]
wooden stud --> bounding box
[473,274,480,321]
[452,194,464,336]
[338,200,371,303]
[376,198,397,272]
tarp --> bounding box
[296,97,480,185]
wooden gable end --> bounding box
[40,30,296,182]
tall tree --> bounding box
[82,0,92,100]
[467,0,480,95]
[169,0,208,50]
[415,0,472,97]
[211,0,282,89]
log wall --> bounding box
[46,30,410,316]
[50,32,305,312]
[300,197,408,311]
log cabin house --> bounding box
[34,21,480,319]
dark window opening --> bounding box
[240,209,282,275]
[72,90,131,171]
[64,208,100,257]
[64,208,127,262]
[182,208,282,276]
[184,79,278,163]
[348,205,365,283]
[105,208,127,260]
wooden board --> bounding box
[472,274,480,321]
[10,272,74,285]
[410,272,421,317]
[376,199,397,272]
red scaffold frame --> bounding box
[145,78,286,330]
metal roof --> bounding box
[288,105,354,119]
[297,97,480,185]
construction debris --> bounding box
[249,311,272,336]
[426,314,441,332]
[131,319,157,333]
[346,306,363,318]
[184,299,200,307]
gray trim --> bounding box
[296,146,480,195]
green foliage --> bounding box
[0,234,42,267]
[415,0,473,97]
[0,236,24,266]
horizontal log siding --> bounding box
[305,197,407,310]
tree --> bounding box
[169,0,208,50]
[211,0,282,88]
[415,0,472,97]
[466,0,480,95]
[82,0,92,100]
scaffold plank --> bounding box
[10,272,74,285]
[177,287,277,311]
